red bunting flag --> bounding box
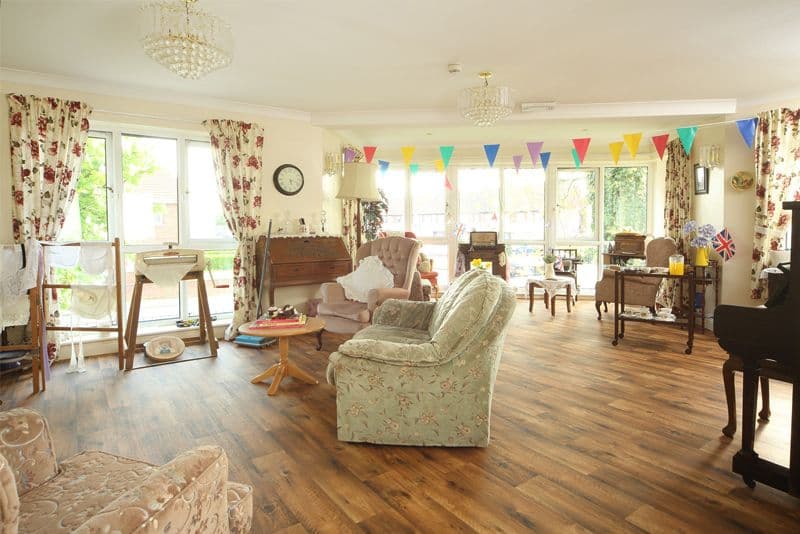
[572,137,591,164]
[362,146,377,164]
[651,134,669,160]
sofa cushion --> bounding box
[227,481,253,534]
[0,452,20,534]
[336,256,394,303]
[18,450,156,533]
[353,324,432,345]
[318,300,370,323]
[355,237,420,289]
[0,408,59,497]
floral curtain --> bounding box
[340,145,365,262]
[657,138,693,308]
[7,94,92,367]
[204,119,264,339]
[750,108,800,299]
[8,94,92,242]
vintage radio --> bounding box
[614,233,646,255]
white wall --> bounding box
[0,79,343,308]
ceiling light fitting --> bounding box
[458,71,513,127]
[140,0,233,80]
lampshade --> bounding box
[337,162,380,201]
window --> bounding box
[187,141,232,240]
[503,168,545,241]
[507,245,545,292]
[556,169,597,241]
[458,168,500,238]
[603,166,648,242]
[376,169,406,232]
[60,135,109,241]
[410,171,446,237]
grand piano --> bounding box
[714,201,799,494]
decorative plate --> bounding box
[730,171,754,191]
[145,335,185,361]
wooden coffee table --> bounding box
[238,317,325,396]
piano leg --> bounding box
[759,376,771,421]
[735,356,761,488]
[722,358,737,437]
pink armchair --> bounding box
[0,408,253,533]
[594,237,678,319]
[318,236,422,335]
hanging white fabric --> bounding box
[0,239,41,330]
[45,244,80,269]
[78,242,114,276]
[69,285,115,320]
[134,250,204,287]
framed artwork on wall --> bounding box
[694,164,709,195]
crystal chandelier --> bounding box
[458,72,513,127]
[140,0,233,80]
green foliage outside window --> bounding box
[603,167,648,241]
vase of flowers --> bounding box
[543,253,558,279]
[683,220,716,267]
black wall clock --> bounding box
[273,164,304,196]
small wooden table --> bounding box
[528,276,575,316]
[239,317,325,396]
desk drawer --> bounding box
[272,263,314,281]
[314,260,351,278]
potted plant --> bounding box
[543,253,558,279]
[683,220,716,267]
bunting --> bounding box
[540,152,551,170]
[571,148,581,168]
[409,163,419,174]
[363,146,377,164]
[434,159,445,173]
[378,160,390,173]
[344,147,355,163]
[651,134,670,160]
[445,177,454,190]
[401,146,415,167]
[572,137,591,164]
[623,132,642,159]
[512,155,523,173]
[736,118,758,149]
[439,145,454,168]
[676,126,697,156]
[526,141,543,167]
[484,144,500,167]
[608,141,624,165]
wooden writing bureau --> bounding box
[256,236,351,306]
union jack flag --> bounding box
[712,227,736,261]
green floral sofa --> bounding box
[326,268,516,447]
[0,407,252,533]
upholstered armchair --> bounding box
[0,408,252,533]
[318,236,422,335]
[594,237,678,319]
[326,269,516,447]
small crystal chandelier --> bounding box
[458,72,514,127]
[140,0,233,80]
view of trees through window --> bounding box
[603,166,648,241]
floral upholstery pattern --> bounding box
[0,408,252,533]
[327,269,516,447]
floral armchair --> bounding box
[0,408,252,533]
[326,268,516,447]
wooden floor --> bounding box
[2,301,799,533]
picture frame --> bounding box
[470,231,498,248]
[694,164,709,195]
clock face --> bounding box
[274,164,304,196]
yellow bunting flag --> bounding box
[401,146,416,167]
[609,141,624,165]
[623,133,642,159]
[435,159,445,173]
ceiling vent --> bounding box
[520,102,557,113]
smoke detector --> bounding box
[447,63,462,74]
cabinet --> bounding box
[457,243,509,281]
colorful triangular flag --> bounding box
[512,155,523,173]
[736,118,758,149]
[378,160,390,173]
[712,227,736,261]
[362,146,377,164]
[651,134,670,160]
[572,137,591,164]
[343,147,355,163]
[526,141,543,167]
[401,146,415,167]
[439,146,454,168]
[571,148,581,168]
[434,159,445,173]
[676,127,697,156]
[484,144,500,167]
[623,133,642,159]
[609,141,624,165]
[540,152,551,170]
[409,163,419,174]
[445,177,454,190]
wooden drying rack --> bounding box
[40,238,125,370]
[0,285,45,393]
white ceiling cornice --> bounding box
[311,99,738,128]
[0,68,312,122]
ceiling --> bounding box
[2,0,799,143]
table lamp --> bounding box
[337,162,380,249]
